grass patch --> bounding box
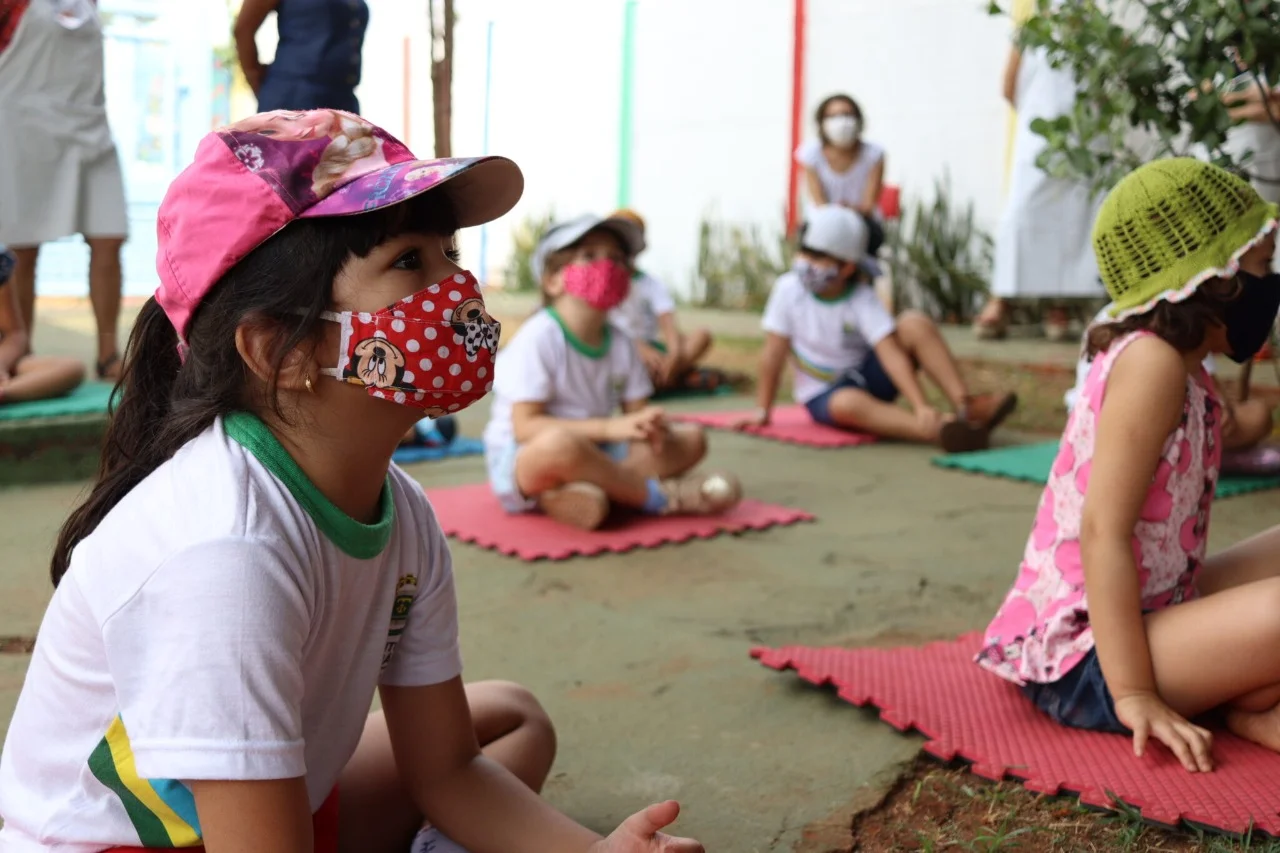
[843,757,1280,852]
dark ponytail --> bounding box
[51,193,459,585]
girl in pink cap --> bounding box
[0,110,702,853]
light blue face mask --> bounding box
[793,258,841,293]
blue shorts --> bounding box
[486,439,630,514]
[1021,649,1126,734]
[804,351,900,427]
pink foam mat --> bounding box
[753,633,1280,836]
[674,405,876,448]
[425,483,814,560]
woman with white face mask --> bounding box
[794,93,886,255]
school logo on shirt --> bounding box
[382,574,417,670]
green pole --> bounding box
[617,0,637,208]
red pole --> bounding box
[786,0,806,236]
[403,37,412,146]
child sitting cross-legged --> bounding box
[745,205,1016,451]
[482,214,743,531]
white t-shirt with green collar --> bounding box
[0,412,462,852]
[482,307,653,457]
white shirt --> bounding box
[610,271,676,343]
[0,414,462,852]
[1064,306,1217,409]
[794,138,885,211]
[483,309,653,453]
[761,271,897,404]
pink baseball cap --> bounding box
[155,109,524,343]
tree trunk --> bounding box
[428,0,454,158]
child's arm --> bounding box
[855,157,885,217]
[743,332,789,427]
[655,311,682,376]
[381,680,701,852]
[1082,337,1213,773]
[232,0,277,93]
[511,401,652,445]
[1002,44,1023,107]
[190,778,313,853]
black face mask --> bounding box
[1225,271,1280,364]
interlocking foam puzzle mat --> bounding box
[753,633,1280,835]
[425,483,814,560]
[675,405,876,448]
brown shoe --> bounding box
[939,418,991,454]
[538,482,610,530]
[661,471,743,515]
[962,392,1018,432]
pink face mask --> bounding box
[319,270,500,417]
[562,259,631,311]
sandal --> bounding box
[939,418,991,454]
[661,471,742,515]
[96,353,122,381]
[679,367,727,392]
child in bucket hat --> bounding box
[0,110,703,852]
[979,157,1280,774]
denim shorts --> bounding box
[1021,649,1127,734]
[486,439,630,514]
[804,351,899,427]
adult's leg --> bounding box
[338,681,556,853]
[893,310,967,411]
[9,246,39,344]
[86,236,125,379]
[0,355,85,403]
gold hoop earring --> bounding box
[305,376,314,394]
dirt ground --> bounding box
[3,302,1280,850]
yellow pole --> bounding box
[1003,0,1035,191]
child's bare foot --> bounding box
[538,482,610,530]
[661,471,742,515]
[1227,703,1280,752]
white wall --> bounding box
[804,0,1011,236]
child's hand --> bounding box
[639,343,665,376]
[1222,398,1238,442]
[1114,692,1214,773]
[589,801,704,853]
[732,409,770,430]
[610,406,667,444]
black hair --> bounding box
[814,93,864,146]
[1086,277,1241,359]
[51,194,459,585]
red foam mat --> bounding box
[753,634,1280,836]
[674,405,876,448]
[426,483,814,560]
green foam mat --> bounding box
[649,383,736,402]
[933,441,1280,500]
[0,382,115,422]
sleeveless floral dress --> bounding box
[977,331,1222,685]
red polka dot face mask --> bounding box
[319,271,500,416]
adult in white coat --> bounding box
[974,39,1105,341]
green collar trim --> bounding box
[812,281,856,304]
[223,411,394,559]
[546,307,611,359]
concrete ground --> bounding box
[3,298,1280,850]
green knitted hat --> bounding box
[1093,157,1278,319]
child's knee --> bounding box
[670,422,708,463]
[473,680,557,746]
[896,309,936,338]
